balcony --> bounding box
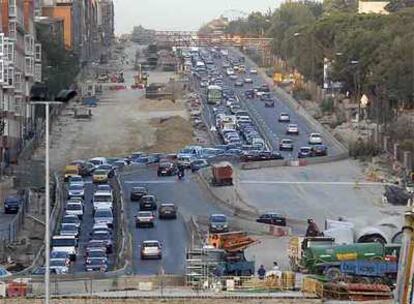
[3,66,15,89]
[8,0,16,17]
[8,20,17,41]
[5,40,15,64]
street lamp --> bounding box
[30,101,62,304]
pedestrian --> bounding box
[305,218,321,237]
[258,264,266,280]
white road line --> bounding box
[239,180,386,186]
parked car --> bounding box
[256,212,286,226]
[157,161,177,176]
[209,214,229,233]
[51,236,78,261]
[85,248,107,265]
[312,144,328,156]
[130,186,148,201]
[286,124,299,135]
[279,139,294,151]
[140,195,157,211]
[278,113,290,122]
[158,203,177,219]
[4,196,22,214]
[135,211,155,228]
[140,240,162,260]
[50,251,71,267]
[309,133,322,145]
[298,147,313,158]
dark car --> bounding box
[158,203,177,219]
[256,212,286,226]
[140,195,157,211]
[244,89,254,99]
[298,147,313,158]
[209,214,229,233]
[260,84,270,92]
[130,186,148,201]
[265,100,275,107]
[190,159,209,172]
[312,144,328,156]
[259,151,284,161]
[4,196,22,214]
[70,160,95,176]
[260,92,272,101]
[157,161,177,176]
[85,258,108,272]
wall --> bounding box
[42,4,72,48]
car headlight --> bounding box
[223,224,228,228]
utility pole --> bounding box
[395,205,414,304]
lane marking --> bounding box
[239,180,386,186]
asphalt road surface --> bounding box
[120,165,230,275]
[194,48,342,158]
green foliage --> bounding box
[292,87,312,100]
[320,97,334,113]
[323,0,358,14]
[349,139,380,159]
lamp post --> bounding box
[30,101,62,304]
[350,60,360,121]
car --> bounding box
[93,191,113,210]
[260,92,272,101]
[209,214,229,233]
[244,78,253,84]
[260,84,270,92]
[51,236,78,261]
[234,80,244,87]
[50,251,71,267]
[94,208,114,228]
[130,186,148,201]
[140,240,162,260]
[312,144,328,156]
[96,184,113,195]
[279,139,294,151]
[92,169,109,183]
[49,259,69,274]
[309,133,322,145]
[69,161,94,177]
[62,214,81,229]
[4,196,21,214]
[135,211,155,228]
[97,164,115,178]
[249,69,258,74]
[190,159,209,172]
[32,267,57,275]
[256,212,286,226]
[85,248,107,264]
[140,195,157,211]
[176,155,195,169]
[85,240,107,255]
[91,223,112,236]
[229,74,238,80]
[65,201,84,219]
[265,100,275,107]
[278,113,290,122]
[158,203,177,219]
[89,157,107,168]
[68,175,85,187]
[90,230,113,253]
[244,89,254,99]
[157,161,177,176]
[113,160,126,170]
[298,147,313,158]
[64,165,80,181]
[67,183,85,198]
[85,258,108,272]
[59,223,80,238]
[286,124,299,135]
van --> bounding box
[93,191,113,210]
[64,165,80,181]
[52,235,78,261]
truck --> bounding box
[211,162,233,186]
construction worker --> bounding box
[258,265,266,280]
[305,219,322,237]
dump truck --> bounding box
[211,162,233,186]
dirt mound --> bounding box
[145,116,193,153]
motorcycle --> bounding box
[177,170,185,180]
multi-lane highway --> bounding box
[119,165,230,275]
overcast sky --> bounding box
[112,0,279,34]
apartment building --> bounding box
[97,0,113,48]
[0,0,41,164]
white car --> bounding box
[68,175,84,187]
[309,133,322,144]
[286,124,299,135]
[278,113,290,122]
[94,208,114,228]
[250,69,258,74]
[68,183,85,198]
[93,191,113,210]
[65,201,84,219]
[140,240,162,260]
[52,236,78,261]
[49,259,69,274]
[244,78,253,84]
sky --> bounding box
[112,0,280,34]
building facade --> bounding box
[0,0,42,165]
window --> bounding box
[8,21,17,40]
[5,40,15,63]
[8,0,16,17]
[34,63,42,82]
[0,34,4,57]
[6,66,14,88]
[0,60,4,84]
[25,56,33,76]
[14,96,22,115]
[35,43,41,62]
[14,72,22,92]
[24,35,34,55]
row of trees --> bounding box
[223,0,414,111]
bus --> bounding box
[207,85,222,105]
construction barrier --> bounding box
[6,282,28,297]
[302,276,324,298]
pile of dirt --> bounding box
[145,116,193,153]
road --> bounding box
[119,165,230,275]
